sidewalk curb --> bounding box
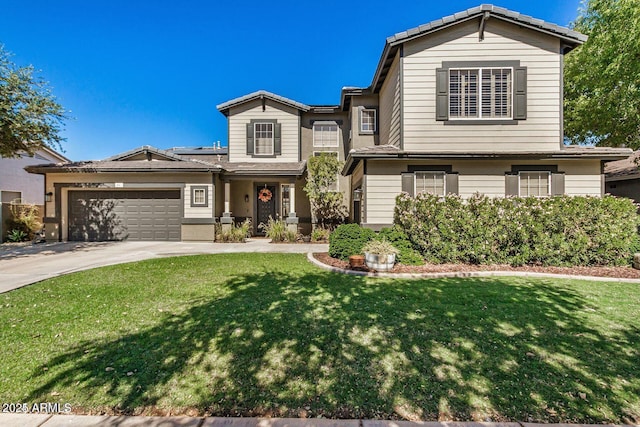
[306,252,640,283]
[0,414,630,427]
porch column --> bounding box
[285,181,298,234]
[289,183,296,216]
[221,180,234,232]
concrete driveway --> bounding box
[0,239,328,294]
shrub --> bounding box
[328,223,376,261]
[6,203,42,240]
[259,216,297,243]
[378,226,424,265]
[216,219,252,243]
[394,193,639,267]
[6,229,28,242]
[311,226,331,242]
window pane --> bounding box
[481,68,512,118]
[313,124,338,147]
[254,122,274,155]
[520,172,549,197]
[449,69,479,118]
[416,172,445,196]
[194,189,205,204]
[361,110,376,132]
[281,184,290,215]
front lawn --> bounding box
[0,253,638,422]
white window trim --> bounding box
[313,123,339,147]
[518,171,551,197]
[415,171,446,196]
[254,122,274,156]
[360,108,377,133]
[448,67,513,120]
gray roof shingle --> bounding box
[217,90,310,114]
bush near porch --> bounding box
[394,193,639,267]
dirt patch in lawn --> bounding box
[313,252,640,279]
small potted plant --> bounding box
[362,239,399,272]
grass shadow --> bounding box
[23,266,640,422]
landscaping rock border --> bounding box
[308,252,640,283]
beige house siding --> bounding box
[228,98,300,163]
[402,19,562,152]
[183,183,214,218]
[379,51,401,147]
[362,159,603,225]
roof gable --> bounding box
[371,4,586,92]
[217,90,310,116]
[104,146,186,162]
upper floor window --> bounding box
[449,68,512,119]
[360,109,376,133]
[313,123,339,147]
[415,171,445,196]
[436,61,526,122]
[254,122,274,155]
[519,171,550,197]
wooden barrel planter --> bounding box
[348,255,365,269]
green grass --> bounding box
[1,253,639,422]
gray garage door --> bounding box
[69,190,181,241]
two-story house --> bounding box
[27,5,632,242]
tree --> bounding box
[303,153,348,229]
[564,0,640,148]
[0,45,66,157]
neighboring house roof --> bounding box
[343,145,633,174]
[168,146,228,156]
[220,161,307,176]
[25,146,307,176]
[217,90,311,115]
[604,151,640,181]
[39,146,71,163]
[370,4,587,93]
[25,159,221,174]
[25,145,222,174]
[104,145,186,162]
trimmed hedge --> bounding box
[378,225,424,265]
[328,224,375,261]
[394,193,639,266]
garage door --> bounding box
[69,190,181,241]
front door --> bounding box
[256,184,276,235]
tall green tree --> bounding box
[303,153,347,229]
[564,0,640,148]
[0,45,66,157]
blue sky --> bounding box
[0,0,581,161]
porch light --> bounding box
[45,192,53,202]
[244,194,250,203]
[353,188,362,202]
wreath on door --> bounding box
[258,188,272,203]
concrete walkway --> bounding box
[0,240,328,294]
[0,414,613,427]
